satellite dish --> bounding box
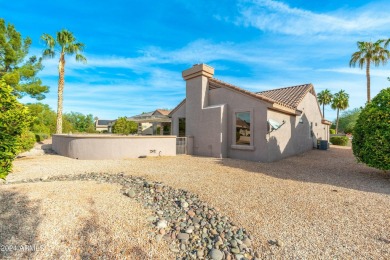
[267,119,285,133]
[268,119,282,129]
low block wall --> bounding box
[52,134,176,160]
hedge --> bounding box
[330,136,349,146]
[352,88,390,171]
[18,131,36,152]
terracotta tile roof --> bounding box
[256,84,315,109]
[170,80,320,117]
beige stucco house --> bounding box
[95,119,115,132]
[127,109,171,135]
[170,64,331,162]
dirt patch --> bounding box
[0,182,174,259]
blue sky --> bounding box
[2,0,390,121]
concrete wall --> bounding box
[52,134,176,160]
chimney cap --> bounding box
[182,64,214,80]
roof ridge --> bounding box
[256,83,312,94]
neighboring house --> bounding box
[95,119,115,132]
[127,109,172,135]
[170,64,332,162]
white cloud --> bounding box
[318,67,390,77]
[237,0,390,36]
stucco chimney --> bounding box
[182,64,214,81]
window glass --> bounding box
[235,112,251,145]
[178,118,186,137]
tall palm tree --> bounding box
[349,40,390,103]
[317,89,333,118]
[331,90,349,134]
[41,30,86,134]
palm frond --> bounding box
[75,54,87,64]
[42,49,55,58]
[41,33,56,48]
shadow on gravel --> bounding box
[41,144,56,155]
[219,147,390,195]
[0,189,42,259]
[55,198,149,259]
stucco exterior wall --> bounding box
[171,102,186,136]
[208,87,269,161]
[95,126,109,132]
[297,92,329,142]
[265,92,329,161]
[266,110,308,161]
[52,134,176,160]
[185,75,227,158]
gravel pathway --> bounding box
[4,143,390,259]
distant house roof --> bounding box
[256,84,315,109]
[96,120,114,126]
[236,118,250,129]
[127,109,172,123]
[154,109,171,116]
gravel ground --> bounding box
[5,143,390,259]
[0,181,174,259]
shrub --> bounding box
[35,133,49,142]
[0,81,32,179]
[112,117,138,135]
[353,88,390,171]
[330,136,349,146]
[18,131,36,152]
[330,129,336,134]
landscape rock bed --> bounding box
[4,173,260,260]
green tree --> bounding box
[0,19,49,100]
[331,90,349,134]
[26,103,77,134]
[0,80,32,179]
[26,103,57,134]
[64,112,95,133]
[112,117,138,135]
[349,40,390,103]
[337,108,361,134]
[353,88,390,171]
[41,29,87,134]
[317,89,333,118]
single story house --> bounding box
[170,64,331,162]
[127,109,171,135]
[94,119,115,132]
